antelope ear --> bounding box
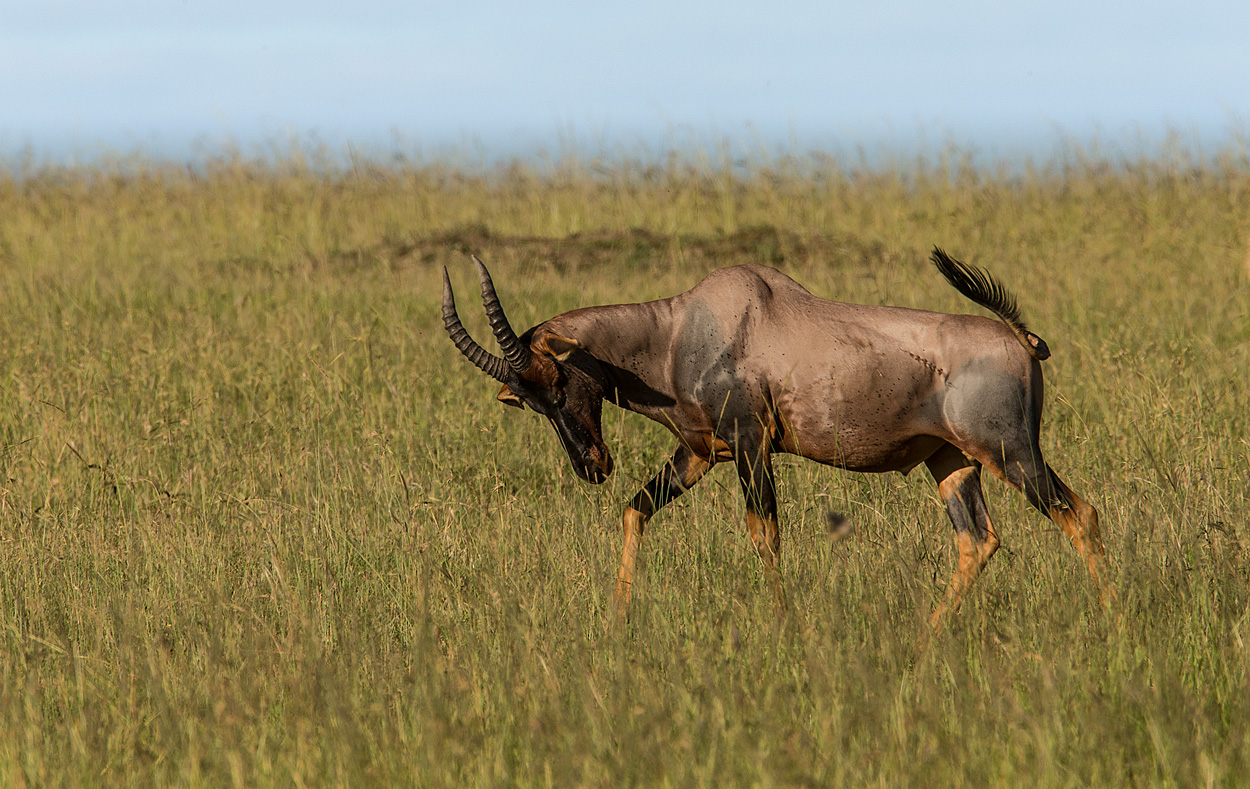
[497,384,525,409]
[542,334,583,362]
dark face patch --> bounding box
[504,340,613,484]
[549,404,611,483]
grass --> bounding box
[0,141,1248,785]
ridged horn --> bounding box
[442,265,511,382]
[473,255,533,373]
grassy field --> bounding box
[0,143,1248,786]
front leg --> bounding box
[615,444,711,617]
[736,446,788,616]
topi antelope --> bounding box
[441,249,1112,628]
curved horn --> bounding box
[442,266,511,382]
[473,255,533,373]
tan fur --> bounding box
[448,258,1114,627]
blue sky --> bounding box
[3,0,1248,163]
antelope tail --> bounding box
[930,247,1051,361]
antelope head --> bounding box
[441,256,613,484]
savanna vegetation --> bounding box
[0,139,1247,785]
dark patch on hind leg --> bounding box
[1044,469,1114,606]
[925,446,1000,631]
[997,456,1115,608]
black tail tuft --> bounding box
[930,247,1049,361]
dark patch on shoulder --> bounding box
[673,301,758,429]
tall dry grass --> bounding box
[0,140,1247,785]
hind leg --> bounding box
[989,451,1114,606]
[926,444,1000,632]
[1037,467,1113,605]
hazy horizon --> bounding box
[4,0,1248,168]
